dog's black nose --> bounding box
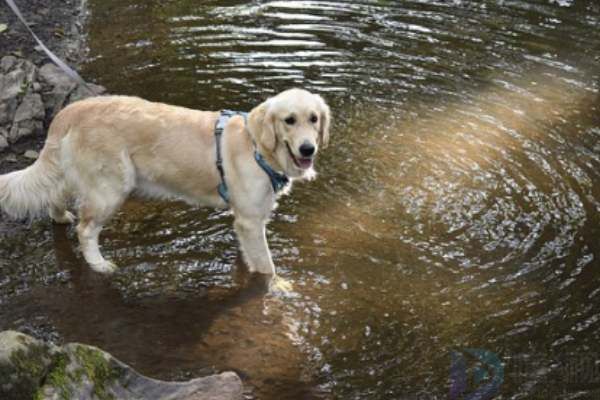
[299,142,315,157]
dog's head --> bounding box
[247,88,331,178]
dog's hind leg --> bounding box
[49,190,75,225]
[76,187,128,274]
[50,206,76,224]
[73,151,136,274]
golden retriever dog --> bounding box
[0,88,330,277]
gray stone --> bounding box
[0,331,243,400]
[0,56,17,73]
[0,59,37,132]
[0,71,24,110]
[39,63,78,117]
[0,101,16,125]
[13,92,44,123]
[38,63,77,91]
[8,91,45,144]
[23,150,39,159]
[43,89,69,119]
[0,59,36,102]
[68,82,106,103]
[0,134,8,151]
[8,119,43,143]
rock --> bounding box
[43,89,70,120]
[39,61,106,117]
[0,331,57,400]
[23,150,39,160]
[8,92,45,143]
[0,56,17,73]
[0,59,36,102]
[0,135,7,151]
[0,59,37,129]
[38,63,77,91]
[0,56,106,152]
[13,92,44,123]
[38,63,77,117]
[68,82,106,103]
[0,101,16,125]
[8,119,43,143]
[0,331,243,400]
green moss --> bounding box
[42,352,73,400]
[73,346,123,400]
[0,335,126,400]
[1,339,53,399]
[33,388,45,400]
[19,79,30,96]
[8,345,50,380]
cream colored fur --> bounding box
[0,88,330,276]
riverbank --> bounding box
[0,0,102,173]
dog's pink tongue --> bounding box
[299,158,313,169]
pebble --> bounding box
[23,150,39,159]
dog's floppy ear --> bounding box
[248,100,277,152]
[317,95,331,148]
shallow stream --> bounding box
[1,1,600,399]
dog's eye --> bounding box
[310,114,318,124]
[285,116,296,125]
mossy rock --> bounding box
[0,331,242,400]
[0,331,57,400]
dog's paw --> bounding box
[269,275,293,293]
[91,260,118,275]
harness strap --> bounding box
[214,110,290,204]
[254,152,290,193]
[214,110,238,203]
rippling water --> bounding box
[1,0,600,399]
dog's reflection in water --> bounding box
[37,223,307,400]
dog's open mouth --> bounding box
[286,142,313,170]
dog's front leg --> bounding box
[234,216,275,275]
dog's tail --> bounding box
[0,145,66,220]
[0,117,70,220]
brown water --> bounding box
[2,1,600,399]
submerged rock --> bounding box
[0,331,243,400]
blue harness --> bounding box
[214,110,290,204]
